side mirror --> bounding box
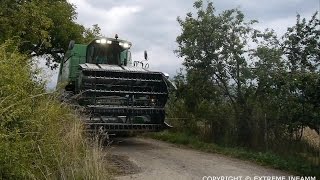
[68,40,75,50]
[127,51,132,62]
[89,46,94,57]
[144,50,148,61]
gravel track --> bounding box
[108,137,290,180]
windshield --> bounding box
[87,43,126,65]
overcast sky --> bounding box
[46,0,319,89]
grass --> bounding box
[0,42,112,179]
[146,131,320,177]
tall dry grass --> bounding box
[0,41,111,179]
[303,127,320,149]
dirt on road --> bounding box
[107,137,290,180]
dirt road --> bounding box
[108,137,289,180]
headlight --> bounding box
[119,42,131,48]
[123,43,130,48]
[96,39,111,44]
[100,39,107,44]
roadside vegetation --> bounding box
[0,1,110,179]
[148,131,319,176]
[0,42,111,179]
[150,0,320,176]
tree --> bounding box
[175,0,320,147]
[0,0,101,68]
[280,12,320,134]
[82,24,103,44]
[175,0,260,146]
[282,12,320,72]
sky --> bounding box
[46,0,319,89]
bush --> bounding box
[0,42,111,179]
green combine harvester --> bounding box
[57,35,174,134]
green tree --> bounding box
[175,0,260,146]
[279,12,320,135]
[83,24,103,43]
[175,0,320,147]
[282,12,320,72]
[0,0,101,68]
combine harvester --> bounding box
[57,35,174,136]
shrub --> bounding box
[0,42,111,179]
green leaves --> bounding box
[0,0,102,67]
[282,12,320,72]
[82,24,103,44]
[0,42,110,179]
[174,0,320,148]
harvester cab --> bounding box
[86,37,132,66]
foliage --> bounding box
[83,24,103,44]
[168,0,320,171]
[280,12,320,134]
[282,12,320,72]
[0,42,111,179]
[0,0,102,68]
[173,0,320,147]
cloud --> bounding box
[47,0,319,89]
[253,11,317,37]
[213,0,319,20]
[69,0,143,35]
